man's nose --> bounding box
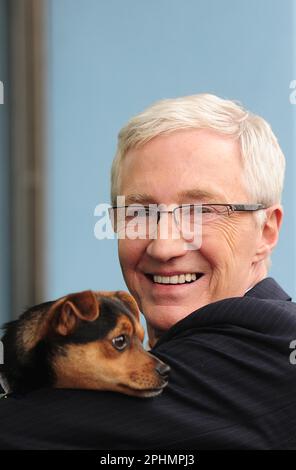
[155,211,182,240]
[146,212,187,261]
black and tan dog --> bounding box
[0,290,170,397]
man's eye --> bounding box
[201,206,214,213]
[125,208,149,219]
[112,334,129,351]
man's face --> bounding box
[118,129,266,334]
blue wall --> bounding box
[46,0,296,302]
[0,0,10,324]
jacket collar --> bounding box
[152,277,292,349]
[244,277,292,301]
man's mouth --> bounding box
[146,272,204,285]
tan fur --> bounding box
[53,312,166,397]
[9,290,169,397]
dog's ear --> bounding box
[53,290,99,336]
[115,291,141,322]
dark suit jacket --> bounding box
[0,277,296,450]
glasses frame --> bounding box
[108,203,267,230]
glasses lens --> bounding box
[175,204,229,229]
[112,206,158,238]
[125,205,148,224]
[201,205,221,223]
[110,204,230,238]
[175,205,202,234]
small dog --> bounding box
[0,290,170,398]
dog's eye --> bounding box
[112,334,129,351]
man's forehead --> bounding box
[119,130,244,204]
[123,188,227,205]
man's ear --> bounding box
[115,291,141,322]
[253,205,283,262]
[52,290,100,336]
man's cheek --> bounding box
[198,240,237,289]
[118,240,133,265]
[202,221,242,260]
[118,241,133,283]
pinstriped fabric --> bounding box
[245,277,292,301]
[0,277,295,449]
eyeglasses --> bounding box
[108,203,267,236]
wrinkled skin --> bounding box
[118,129,283,346]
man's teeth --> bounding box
[153,273,200,284]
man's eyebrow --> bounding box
[124,193,156,205]
[177,189,226,202]
[123,189,225,205]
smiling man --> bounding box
[1,94,296,450]
[111,94,284,347]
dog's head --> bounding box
[0,291,170,398]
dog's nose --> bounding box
[155,362,170,379]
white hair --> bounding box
[111,93,286,269]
